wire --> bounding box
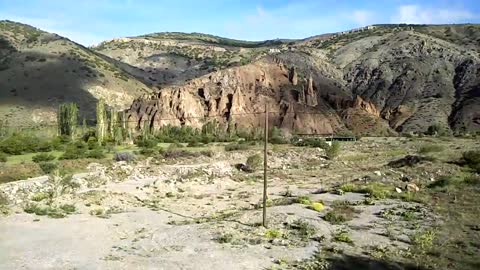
[0,110,341,128]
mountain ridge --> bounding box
[1,20,479,134]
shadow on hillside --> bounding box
[0,42,103,124]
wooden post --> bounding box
[263,104,268,228]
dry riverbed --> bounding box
[0,137,479,270]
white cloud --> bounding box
[351,10,375,26]
[392,5,476,24]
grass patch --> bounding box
[265,229,283,239]
[323,203,359,224]
[224,143,250,152]
[216,232,234,243]
[333,230,354,245]
[289,220,316,241]
[419,144,445,154]
[23,203,72,218]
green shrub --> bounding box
[463,151,480,167]
[428,176,453,189]
[464,174,480,185]
[36,140,54,152]
[265,229,283,239]
[60,141,88,160]
[289,220,316,241]
[0,152,7,163]
[59,204,76,214]
[139,148,156,157]
[87,137,99,150]
[325,141,341,160]
[0,133,46,155]
[246,154,262,170]
[333,231,354,244]
[225,143,249,151]
[39,162,58,174]
[134,136,157,148]
[296,196,312,205]
[86,149,106,159]
[187,140,203,147]
[419,144,444,154]
[425,124,450,136]
[32,153,56,163]
[31,192,51,202]
[269,127,287,144]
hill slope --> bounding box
[113,24,480,134]
[0,20,151,125]
[1,22,479,134]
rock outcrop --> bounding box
[126,58,345,134]
[305,75,318,107]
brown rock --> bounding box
[288,66,298,85]
[406,183,420,192]
[305,75,318,107]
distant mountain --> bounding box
[107,24,480,134]
[1,21,479,134]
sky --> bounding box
[0,0,479,46]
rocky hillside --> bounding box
[1,21,479,134]
[0,20,151,125]
[92,33,293,87]
[119,24,480,134]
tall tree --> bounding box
[57,103,78,140]
[96,99,107,145]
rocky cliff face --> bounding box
[124,25,480,135]
[126,58,346,134]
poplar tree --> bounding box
[58,102,78,140]
[96,99,107,145]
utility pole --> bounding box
[263,104,268,228]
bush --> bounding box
[463,151,480,166]
[325,141,341,160]
[246,154,262,170]
[425,124,450,136]
[419,144,444,154]
[225,143,249,151]
[32,153,56,163]
[86,149,106,159]
[0,133,46,155]
[187,140,203,147]
[113,152,136,162]
[139,147,156,157]
[87,137,99,150]
[269,127,288,144]
[134,136,158,148]
[0,152,7,163]
[59,141,88,160]
[38,162,58,174]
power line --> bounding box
[0,110,341,128]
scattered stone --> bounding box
[395,187,403,193]
[401,176,411,182]
[388,155,427,168]
[406,183,420,192]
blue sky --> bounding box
[0,0,479,46]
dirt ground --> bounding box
[0,137,479,270]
